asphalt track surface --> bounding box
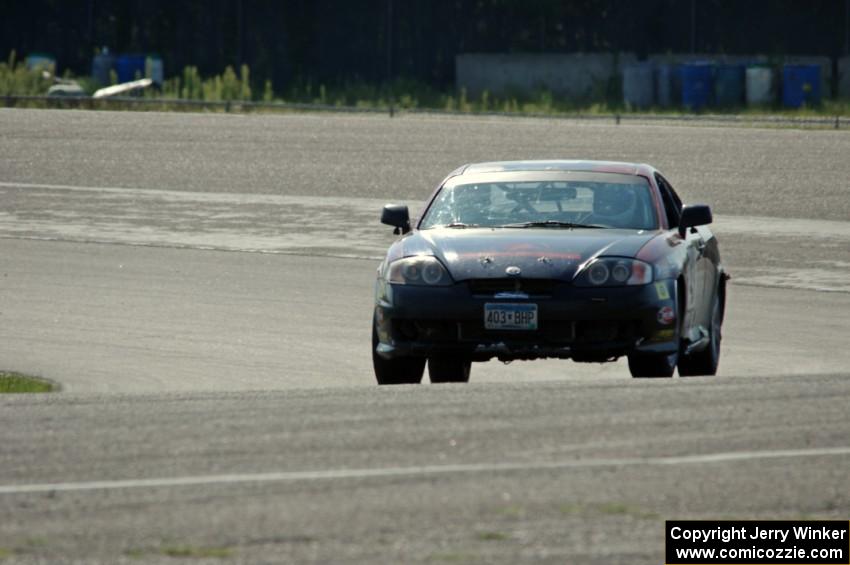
[1,109,849,563]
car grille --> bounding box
[394,320,458,342]
[457,320,639,344]
[573,320,640,344]
[467,278,560,297]
[394,319,640,346]
[459,320,575,343]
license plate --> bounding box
[484,303,538,330]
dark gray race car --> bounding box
[373,160,728,384]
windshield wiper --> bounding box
[499,220,605,229]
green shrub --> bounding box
[0,51,53,96]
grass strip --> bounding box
[0,372,54,393]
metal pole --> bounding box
[845,0,849,55]
[236,0,244,67]
[690,0,696,54]
[387,0,394,117]
[88,0,95,48]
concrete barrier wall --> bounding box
[455,53,636,100]
[457,52,837,101]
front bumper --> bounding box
[374,278,678,362]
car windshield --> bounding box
[420,172,657,231]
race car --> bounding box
[372,160,728,384]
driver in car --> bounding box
[590,184,641,228]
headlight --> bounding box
[387,256,453,286]
[574,258,653,287]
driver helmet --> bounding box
[592,184,637,222]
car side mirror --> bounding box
[381,204,411,235]
[678,204,713,237]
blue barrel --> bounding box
[622,64,654,109]
[714,64,744,107]
[655,64,680,107]
[782,64,821,108]
[25,53,56,72]
[115,55,146,83]
[681,62,714,110]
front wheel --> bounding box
[372,322,425,385]
[428,356,471,383]
[678,295,722,377]
[628,351,677,378]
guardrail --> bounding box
[3,94,849,129]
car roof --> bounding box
[459,160,657,177]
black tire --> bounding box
[428,356,471,383]
[628,351,677,378]
[372,321,425,385]
[678,294,722,377]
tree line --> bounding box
[3,0,848,90]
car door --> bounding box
[655,174,708,338]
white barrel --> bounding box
[622,65,654,109]
[746,66,774,106]
[146,56,164,86]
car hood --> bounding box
[400,228,659,281]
